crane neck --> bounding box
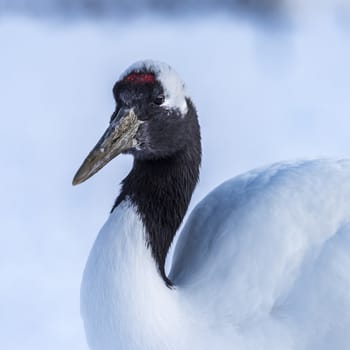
[113,139,201,286]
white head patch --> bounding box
[120,60,188,115]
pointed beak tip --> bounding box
[72,171,86,186]
[72,176,81,186]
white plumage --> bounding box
[171,159,350,350]
[81,159,350,350]
[75,61,350,350]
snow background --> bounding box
[1,2,350,349]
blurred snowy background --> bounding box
[1,0,350,349]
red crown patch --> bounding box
[123,73,155,84]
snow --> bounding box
[0,8,350,350]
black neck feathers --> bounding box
[112,102,201,286]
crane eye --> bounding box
[153,94,164,105]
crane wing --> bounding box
[170,159,350,349]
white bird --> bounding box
[73,60,350,350]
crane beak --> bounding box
[72,107,141,186]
